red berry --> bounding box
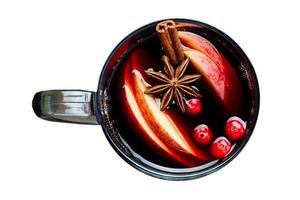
[210,137,232,159]
[193,124,213,146]
[186,98,203,116]
[225,116,246,141]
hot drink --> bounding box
[33,19,259,179]
[101,20,253,169]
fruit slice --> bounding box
[178,31,223,66]
[121,48,211,166]
[121,57,194,166]
[178,31,243,115]
[123,83,194,166]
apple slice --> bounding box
[179,31,243,115]
[123,82,195,166]
[121,54,195,166]
[121,48,211,166]
[178,31,223,66]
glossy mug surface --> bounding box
[33,19,259,180]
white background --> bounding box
[0,0,299,199]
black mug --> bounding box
[32,19,259,180]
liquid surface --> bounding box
[103,23,253,169]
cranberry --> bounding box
[210,137,232,159]
[193,124,213,146]
[225,116,246,141]
[186,98,203,116]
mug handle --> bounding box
[32,90,99,125]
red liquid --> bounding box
[104,27,252,168]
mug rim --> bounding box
[96,18,260,180]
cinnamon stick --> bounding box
[164,20,185,62]
[156,23,177,65]
[156,20,185,65]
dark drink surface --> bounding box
[102,21,254,170]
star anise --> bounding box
[145,55,201,113]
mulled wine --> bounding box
[101,20,255,170]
